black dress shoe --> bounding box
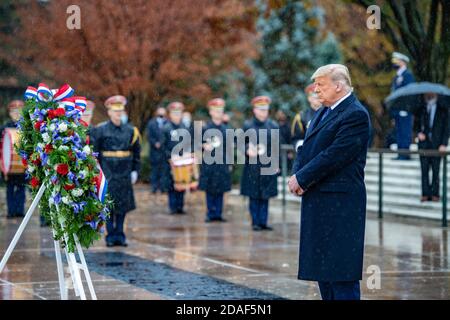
[252,225,263,231]
[260,225,273,231]
[106,241,115,247]
[216,217,227,222]
[177,209,187,214]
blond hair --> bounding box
[311,64,352,91]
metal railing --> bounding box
[280,144,449,227]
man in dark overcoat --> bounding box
[199,98,232,222]
[146,107,167,193]
[93,95,141,247]
[289,64,371,300]
[240,95,279,231]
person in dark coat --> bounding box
[146,107,167,193]
[414,93,449,202]
[92,95,141,247]
[240,96,279,231]
[288,64,371,300]
[199,98,232,222]
[160,102,191,214]
[390,52,415,160]
[0,100,26,219]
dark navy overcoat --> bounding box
[292,93,370,282]
[198,121,232,195]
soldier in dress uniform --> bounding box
[199,98,232,223]
[92,95,141,247]
[1,100,26,218]
[146,107,167,193]
[160,102,192,214]
[391,51,415,160]
[240,96,279,231]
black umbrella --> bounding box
[385,82,450,113]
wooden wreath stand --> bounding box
[0,184,97,300]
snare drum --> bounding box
[1,128,26,175]
[170,155,199,192]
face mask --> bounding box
[120,114,128,124]
[182,117,191,127]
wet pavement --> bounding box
[0,184,449,300]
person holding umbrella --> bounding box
[414,93,449,202]
[390,52,415,160]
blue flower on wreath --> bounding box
[72,201,87,215]
[85,220,99,230]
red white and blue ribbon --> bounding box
[53,84,74,101]
[24,86,38,100]
[37,83,53,102]
[24,83,76,103]
[74,96,87,113]
[58,97,75,111]
[95,165,108,203]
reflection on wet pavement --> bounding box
[0,185,449,299]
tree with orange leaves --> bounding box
[1,0,256,130]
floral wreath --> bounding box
[15,83,112,252]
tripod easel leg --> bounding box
[53,238,67,300]
[0,184,46,273]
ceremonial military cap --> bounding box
[167,101,184,114]
[304,83,316,95]
[8,100,24,110]
[207,98,225,111]
[104,95,127,111]
[84,100,95,115]
[251,95,271,110]
[392,52,410,63]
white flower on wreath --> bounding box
[78,169,88,179]
[58,123,68,133]
[49,123,57,132]
[27,165,35,173]
[71,188,83,197]
[37,143,45,149]
[42,132,51,143]
[62,196,70,205]
[83,145,91,155]
[59,145,69,151]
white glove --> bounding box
[131,171,138,184]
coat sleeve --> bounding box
[440,107,449,146]
[131,126,141,172]
[147,121,160,148]
[414,107,423,134]
[294,110,370,190]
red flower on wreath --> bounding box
[21,158,28,166]
[55,107,65,117]
[63,184,75,191]
[30,177,40,188]
[44,144,53,154]
[31,157,41,166]
[34,120,44,131]
[56,163,69,175]
[68,151,76,161]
